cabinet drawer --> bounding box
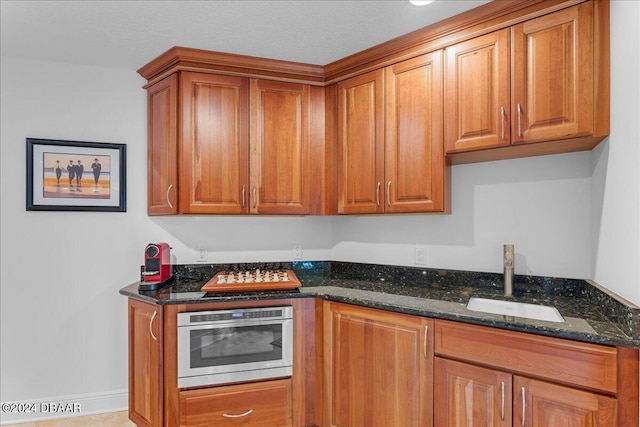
[179,379,292,427]
[434,320,617,393]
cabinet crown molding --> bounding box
[137,0,590,87]
[137,46,326,86]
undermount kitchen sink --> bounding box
[466,297,565,323]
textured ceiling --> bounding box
[0,0,491,71]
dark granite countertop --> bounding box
[119,261,640,348]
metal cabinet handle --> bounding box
[386,181,391,207]
[166,184,174,209]
[500,106,506,140]
[517,104,523,137]
[423,325,429,358]
[500,382,505,421]
[242,185,246,207]
[222,409,253,418]
[149,311,158,341]
[521,386,526,427]
[376,182,381,207]
[252,186,257,209]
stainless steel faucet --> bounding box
[503,244,514,296]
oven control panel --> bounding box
[178,306,293,326]
[190,309,284,323]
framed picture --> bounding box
[26,138,126,212]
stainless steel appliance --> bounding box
[177,306,293,388]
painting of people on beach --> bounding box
[43,153,111,199]
[27,138,126,212]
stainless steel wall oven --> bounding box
[177,306,293,388]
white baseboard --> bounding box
[0,389,127,425]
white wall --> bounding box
[332,152,593,278]
[1,1,638,422]
[590,0,640,305]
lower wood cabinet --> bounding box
[515,375,617,427]
[434,358,512,427]
[179,379,292,427]
[322,301,434,427]
[127,297,637,427]
[128,299,163,427]
[434,357,617,427]
[433,319,638,427]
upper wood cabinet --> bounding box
[511,3,596,145]
[337,69,384,214]
[250,79,311,214]
[147,74,178,215]
[146,71,320,215]
[337,51,446,214]
[444,29,510,153]
[385,52,445,213]
[445,1,608,164]
[180,72,249,214]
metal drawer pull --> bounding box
[387,181,391,207]
[500,106,506,140]
[223,409,253,418]
[149,311,158,341]
[500,382,505,421]
[423,325,428,358]
[242,185,246,207]
[166,184,174,209]
[517,104,523,137]
[521,386,526,427]
[253,186,257,208]
[376,182,381,207]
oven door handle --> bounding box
[223,409,253,418]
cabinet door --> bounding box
[147,74,178,215]
[445,29,510,153]
[323,302,433,427]
[250,79,310,214]
[434,358,511,427]
[180,72,249,214]
[128,299,163,427]
[514,376,617,427]
[385,51,445,213]
[337,70,384,214]
[511,2,594,145]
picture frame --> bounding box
[26,138,127,212]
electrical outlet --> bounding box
[415,246,426,265]
[197,248,208,262]
[293,244,303,260]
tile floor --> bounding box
[3,411,135,427]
